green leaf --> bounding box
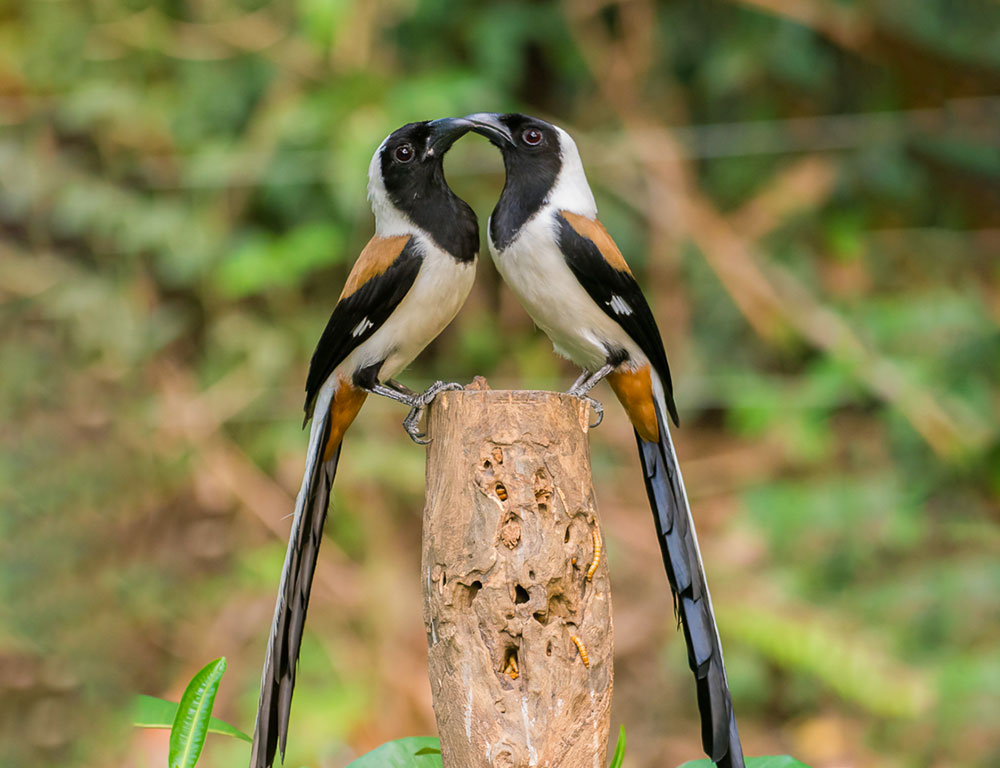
[678,757,812,768]
[346,737,444,767]
[132,694,251,743]
[608,725,626,768]
[168,657,228,768]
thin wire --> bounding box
[7,97,995,189]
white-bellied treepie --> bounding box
[465,112,745,768]
[250,118,480,768]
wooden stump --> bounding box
[421,385,613,768]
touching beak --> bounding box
[425,117,475,157]
[461,113,515,148]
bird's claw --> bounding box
[584,396,604,428]
[403,408,430,444]
[402,381,464,444]
[565,388,604,429]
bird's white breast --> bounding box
[338,236,476,383]
[489,208,644,373]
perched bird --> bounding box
[250,118,480,768]
[466,112,745,768]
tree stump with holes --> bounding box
[421,380,613,768]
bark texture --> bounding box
[422,384,613,768]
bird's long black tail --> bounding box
[250,389,340,768]
[637,390,744,768]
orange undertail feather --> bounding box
[322,379,368,461]
[607,365,659,443]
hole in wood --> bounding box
[546,640,553,656]
[462,580,482,608]
[564,525,571,543]
[533,468,552,502]
[499,515,521,548]
[548,594,571,619]
[502,645,519,680]
[514,584,529,604]
[533,610,548,625]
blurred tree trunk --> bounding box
[421,383,613,768]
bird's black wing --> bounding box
[557,210,745,766]
[555,212,679,426]
[253,236,424,768]
[304,236,422,416]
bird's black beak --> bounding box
[425,117,475,158]
[462,113,515,148]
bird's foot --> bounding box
[403,381,464,444]
[564,388,604,429]
[583,396,604,429]
[565,364,614,429]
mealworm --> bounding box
[571,635,590,668]
[586,527,602,581]
[504,654,519,679]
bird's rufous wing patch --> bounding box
[559,211,632,275]
[305,238,422,418]
[555,211,680,427]
[340,234,412,300]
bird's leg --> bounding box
[565,363,615,429]
[366,382,417,406]
[567,363,615,397]
[568,369,591,393]
[402,380,464,444]
[386,379,418,398]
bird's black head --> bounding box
[372,118,479,261]
[462,113,565,250]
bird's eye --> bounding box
[522,128,543,146]
[394,143,415,163]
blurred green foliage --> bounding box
[1,1,998,767]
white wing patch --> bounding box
[607,295,632,316]
[351,318,374,337]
